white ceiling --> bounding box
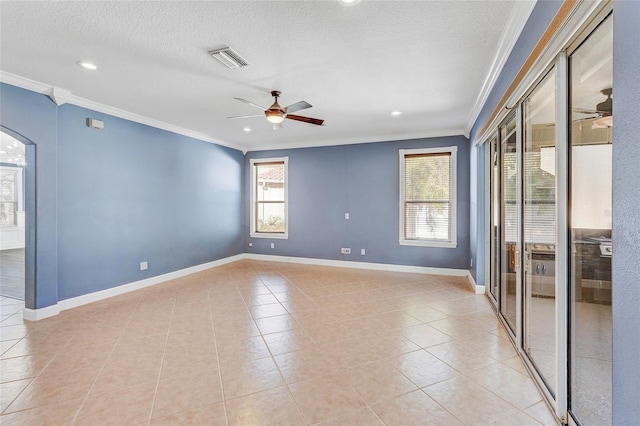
[0,1,534,152]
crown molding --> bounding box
[0,71,465,154]
[0,71,247,153]
[464,0,537,137]
[245,128,466,152]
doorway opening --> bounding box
[0,132,26,300]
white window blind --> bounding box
[400,147,457,247]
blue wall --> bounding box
[0,83,245,306]
[245,136,471,270]
[612,1,640,423]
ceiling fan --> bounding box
[573,88,612,128]
[229,91,324,130]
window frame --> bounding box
[399,146,457,248]
[250,156,289,239]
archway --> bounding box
[0,127,36,310]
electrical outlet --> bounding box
[341,248,351,255]
[140,261,148,271]
[470,259,473,267]
[248,242,253,247]
[361,249,366,256]
[271,243,275,249]
[345,213,350,220]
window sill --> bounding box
[399,239,457,248]
[250,232,288,240]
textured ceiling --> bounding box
[0,1,525,151]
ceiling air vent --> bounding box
[208,46,250,69]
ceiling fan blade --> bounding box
[273,122,283,130]
[284,101,312,114]
[286,114,324,126]
[234,98,267,111]
[227,114,264,119]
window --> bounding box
[250,157,288,239]
[399,147,457,247]
[0,167,21,228]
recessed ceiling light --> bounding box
[390,111,402,116]
[77,61,97,70]
[339,0,361,5]
[242,127,252,132]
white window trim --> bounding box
[399,147,457,248]
[250,156,289,239]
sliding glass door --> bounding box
[568,14,613,425]
[487,9,613,424]
[522,70,557,396]
[499,114,518,333]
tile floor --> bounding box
[0,260,557,425]
[0,248,25,300]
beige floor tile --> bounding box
[225,385,305,426]
[426,340,498,373]
[0,377,31,413]
[255,314,299,335]
[5,365,100,413]
[317,406,384,426]
[91,352,162,395]
[161,345,219,379]
[150,402,227,426]
[524,401,558,426]
[0,262,556,426]
[362,332,421,359]
[342,359,417,405]
[75,380,157,425]
[152,370,224,420]
[288,372,366,424]
[217,335,270,365]
[220,356,284,400]
[423,375,519,425]
[405,306,451,323]
[249,302,289,319]
[0,397,82,426]
[262,328,314,356]
[502,355,530,376]
[0,354,48,383]
[467,362,542,409]
[0,324,30,341]
[400,323,453,348]
[389,349,459,387]
[491,411,544,425]
[274,347,339,384]
[371,389,463,426]
[319,338,382,369]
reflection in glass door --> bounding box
[499,115,518,332]
[489,135,499,302]
[568,14,613,425]
[522,70,557,395]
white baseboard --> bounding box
[23,304,60,321]
[466,272,485,294]
[23,254,244,321]
[23,252,480,321]
[245,253,478,292]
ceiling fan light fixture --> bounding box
[265,109,285,124]
[592,115,613,129]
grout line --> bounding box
[69,302,139,425]
[208,265,231,426]
[145,294,176,424]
